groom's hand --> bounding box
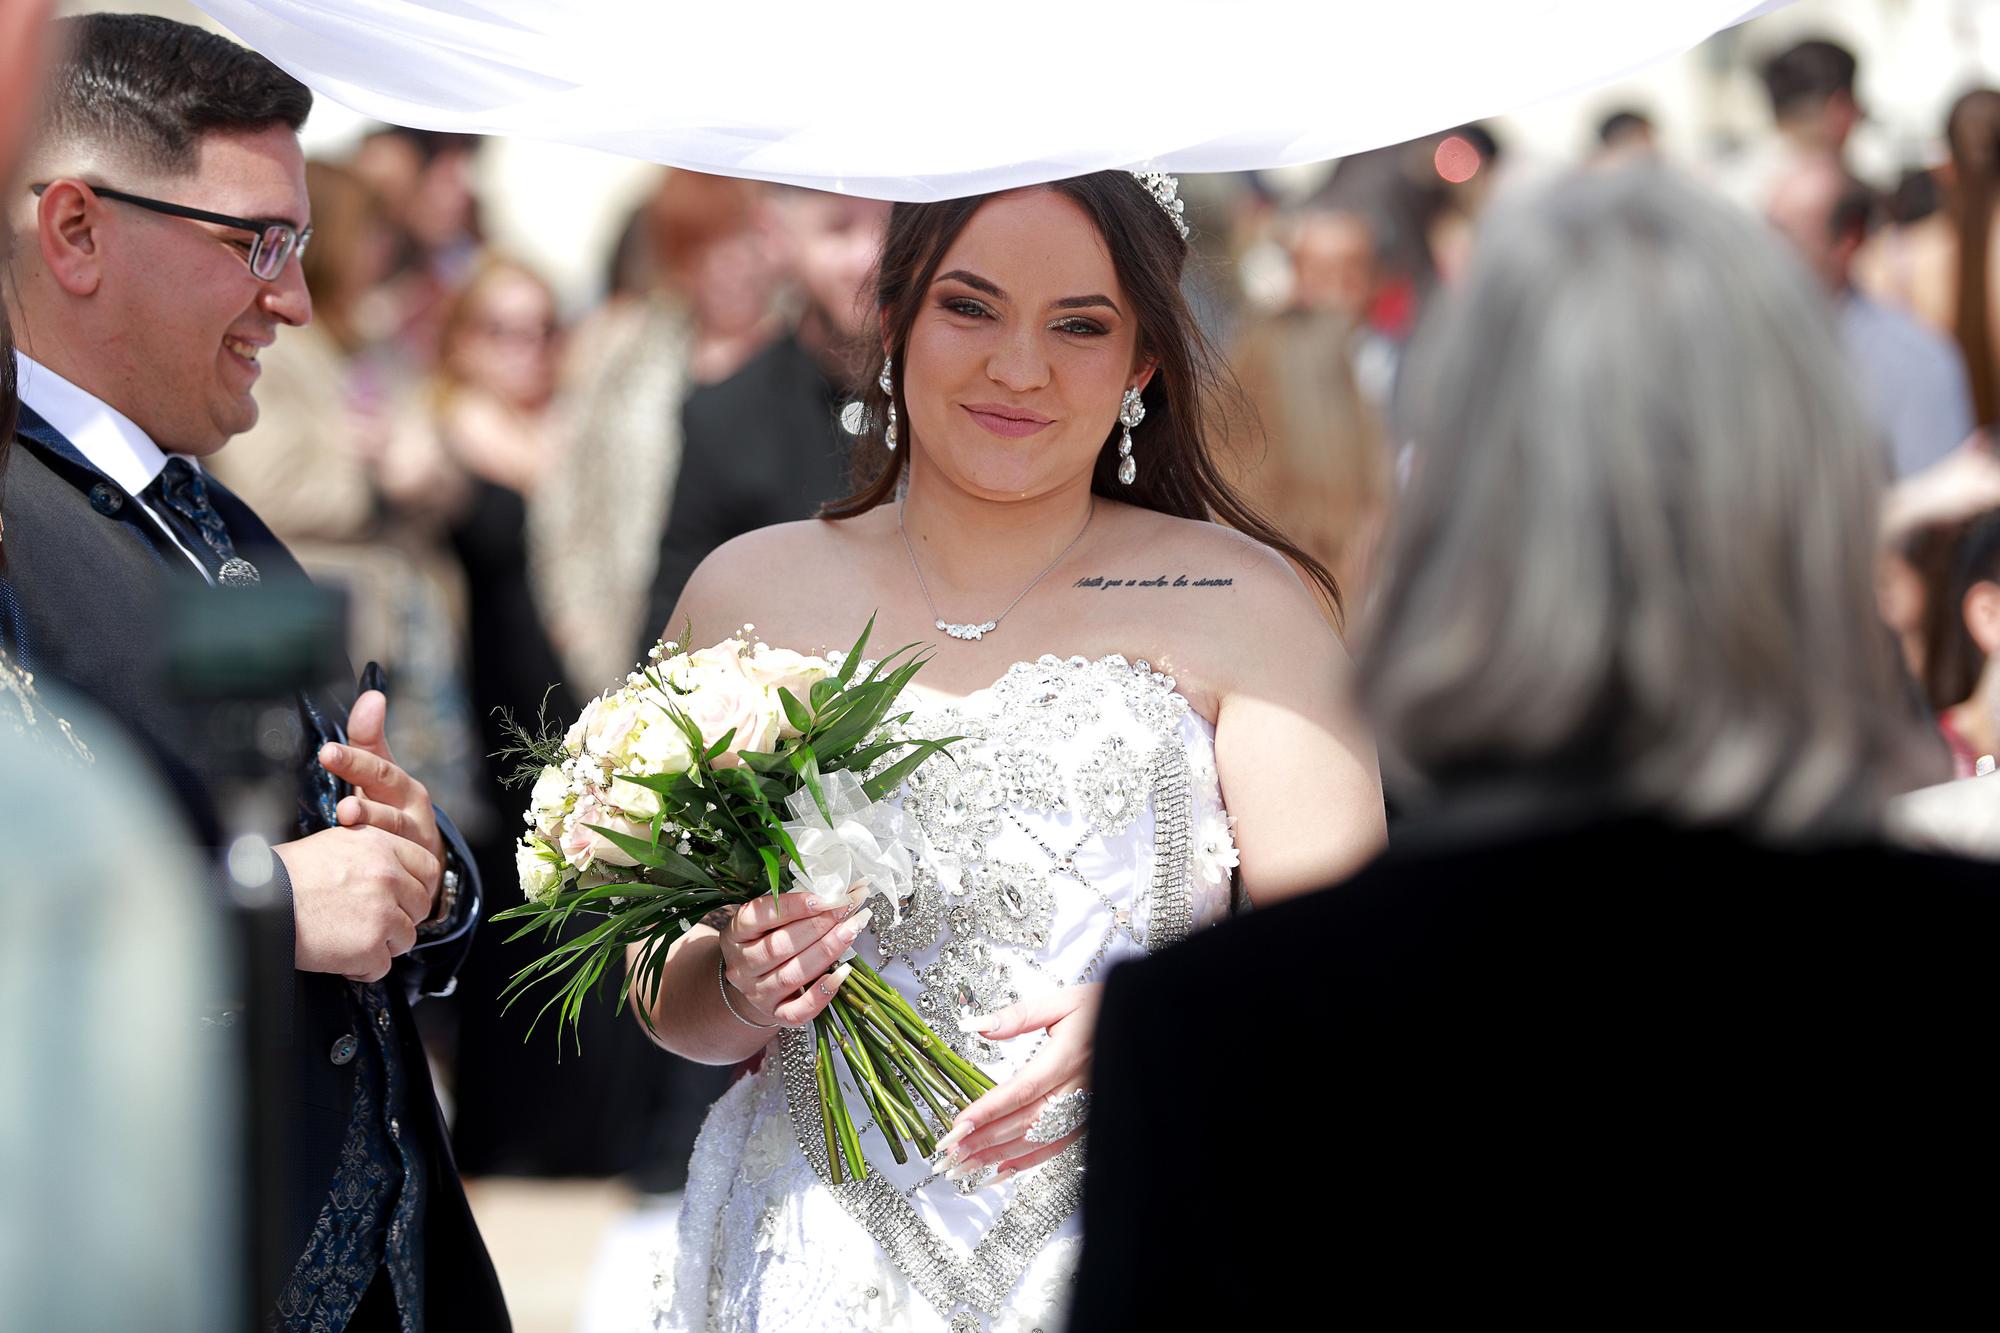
[318,689,446,907]
[276,824,440,982]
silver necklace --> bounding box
[898,496,1095,641]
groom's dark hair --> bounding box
[38,13,311,175]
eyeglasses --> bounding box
[29,182,312,281]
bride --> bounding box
[635,170,1386,1332]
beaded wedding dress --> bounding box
[649,652,1238,1333]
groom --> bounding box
[0,14,507,1331]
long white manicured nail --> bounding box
[944,1160,977,1183]
[845,906,873,935]
[957,1012,998,1033]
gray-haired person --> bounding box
[1074,167,1997,1329]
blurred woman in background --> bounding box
[534,170,777,693]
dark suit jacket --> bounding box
[639,332,852,654]
[1073,809,2000,1328]
[0,406,508,1330]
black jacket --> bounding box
[0,406,508,1330]
[639,332,852,655]
[1073,809,2000,1328]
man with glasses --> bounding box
[0,14,507,1332]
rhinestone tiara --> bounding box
[1129,170,1190,241]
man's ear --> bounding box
[34,180,106,297]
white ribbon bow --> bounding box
[780,768,919,912]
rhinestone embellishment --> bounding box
[938,618,1000,641]
[1129,170,1190,240]
[948,860,1057,951]
[1072,733,1150,837]
[1025,1088,1091,1144]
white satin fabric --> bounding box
[653,654,1235,1332]
[190,0,1790,200]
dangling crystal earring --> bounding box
[1117,386,1145,485]
[880,358,898,452]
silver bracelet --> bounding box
[718,957,780,1029]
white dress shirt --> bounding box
[13,350,215,582]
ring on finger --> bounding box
[1025,1087,1091,1144]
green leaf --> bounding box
[702,726,738,762]
[756,844,784,894]
[862,739,957,802]
[776,686,814,736]
[809,677,841,712]
[790,744,830,825]
[833,612,876,689]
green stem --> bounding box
[848,993,966,1116]
[844,966,994,1098]
[827,1003,910,1164]
[817,1014,868,1181]
[813,1019,844,1184]
[849,1013,931,1146]
[855,1016,944,1152]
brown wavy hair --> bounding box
[819,172,1342,620]
[1948,89,2000,426]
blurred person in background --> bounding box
[1229,206,1392,606]
[1853,165,1955,331]
[536,169,776,694]
[1763,37,1862,164]
[637,185,889,650]
[1719,36,1864,209]
[352,125,485,374]
[378,254,614,1178]
[1421,122,1505,284]
[1920,508,2000,776]
[1076,166,1990,1326]
[1594,107,1658,165]
[1766,155,1973,476]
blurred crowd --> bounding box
[223,33,2000,1196]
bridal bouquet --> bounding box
[498,619,992,1182]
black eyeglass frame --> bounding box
[28,181,312,281]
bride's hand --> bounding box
[718,888,871,1028]
[935,984,1102,1183]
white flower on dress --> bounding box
[740,1112,797,1185]
[1188,739,1219,795]
[992,1235,1082,1333]
[1192,809,1240,889]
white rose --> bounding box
[740,646,833,737]
[530,763,572,827]
[629,710,696,777]
[583,690,648,762]
[516,837,564,906]
[667,640,748,689]
[560,791,649,869]
[563,699,596,753]
[610,772,664,820]
[675,658,783,769]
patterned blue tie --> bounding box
[153,457,259,585]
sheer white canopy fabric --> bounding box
[190,0,1792,200]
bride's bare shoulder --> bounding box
[671,513,895,646]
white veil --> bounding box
[188,0,1791,199]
